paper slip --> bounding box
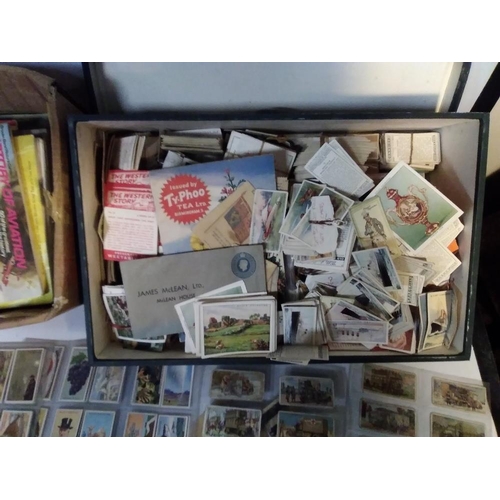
[329,320,388,344]
[415,240,461,285]
[304,273,347,290]
[269,345,329,363]
[328,341,371,351]
[393,255,436,284]
[162,151,196,168]
[397,272,425,306]
[225,131,297,174]
[436,218,464,248]
[103,170,158,261]
[304,142,374,197]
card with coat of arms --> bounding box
[366,162,463,253]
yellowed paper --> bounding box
[191,181,254,249]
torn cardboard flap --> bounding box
[0,65,81,330]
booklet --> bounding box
[149,155,276,255]
[120,245,267,339]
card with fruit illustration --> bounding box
[59,347,93,402]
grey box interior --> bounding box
[75,116,483,362]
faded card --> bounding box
[0,350,14,400]
[5,349,45,403]
[250,189,288,253]
[359,398,416,436]
[432,377,487,414]
[277,411,334,437]
[89,366,126,403]
[350,196,400,255]
[203,405,261,437]
[210,369,265,401]
[431,413,485,437]
[279,376,334,408]
[363,365,416,400]
[79,411,115,437]
[156,415,189,437]
[124,412,157,437]
[0,410,33,437]
[161,365,194,407]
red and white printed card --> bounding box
[103,170,158,261]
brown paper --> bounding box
[0,65,81,330]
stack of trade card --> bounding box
[193,294,277,359]
[102,284,167,352]
[381,132,441,172]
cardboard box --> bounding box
[0,65,81,329]
[70,112,488,365]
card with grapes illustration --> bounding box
[59,347,94,402]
